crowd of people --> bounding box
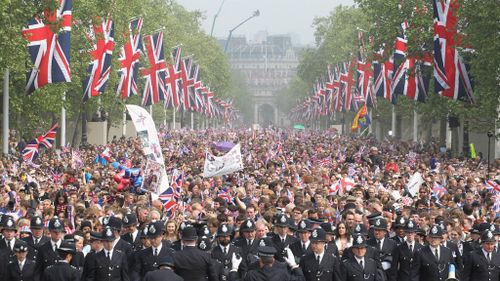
[0,127,499,281]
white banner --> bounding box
[407,172,424,198]
[126,105,169,195]
[204,143,244,178]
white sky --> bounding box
[175,0,354,46]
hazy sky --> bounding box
[176,0,354,46]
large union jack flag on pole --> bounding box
[82,18,115,102]
[141,31,167,106]
[22,123,59,163]
[357,31,376,108]
[22,0,72,94]
[433,0,474,103]
[165,46,183,110]
[373,47,395,104]
[116,18,143,100]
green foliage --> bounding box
[1,0,233,136]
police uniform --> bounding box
[5,241,37,281]
[81,231,103,281]
[290,220,313,262]
[86,227,130,281]
[143,256,183,281]
[341,235,385,281]
[411,225,457,281]
[271,215,298,262]
[300,228,342,281]
[320,223,339,257]
[23,216,50,261]
[35,217,65,276]
[173,226,218,281]
[229,246,306,281]
[234,219,274,265]
[392,220,423,281]
[0,216,22,257]
[132,222,175,281]
[342,224,380,262]
[107,216,134,266]
[121,214,143,252]
[42,242,80,281]
[367,218,397,281]
[462,231,500,281]
[391,216,407,246]
[212,224,246,281]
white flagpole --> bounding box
[391,105,396,138]
[3,69,9,154]
[149,105,153,118]
[61,92,66,147]
[163,107,167,126]
[368,108,373,134]
[413,109,418,142]
[172,110,176,129]
[122,107,127,136]
[190,112,194,130]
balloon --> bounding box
[116,183,126,192]
[121,178,131,186]
[112,162,120,170]
[133,176,143,188]
[113,174,123,183]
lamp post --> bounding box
[210,0,226,36]
[223,10,260,53]
[488,130,494,172]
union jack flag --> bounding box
[165,46,183,109]
[158,188,179,215]
[22,123,59,162]
[485,180,500,194]
[141,31,167,106]
[82,17,115,102]
[392,21,432,103]
[432,182,448,198]
[373,47,395,104]
[340,57,357,112]
[22,0,72,94]
[191,64,205,113]
[433,0,474,103]
[116,18,143,100]
[180,57,195,111]
[318,157,332,168]
[357,31,376,108]
[217,188,234,204]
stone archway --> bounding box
[256,103,276,126]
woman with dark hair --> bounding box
[54,191,69,219]
[334,221,352,256]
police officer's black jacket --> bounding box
[462,248,500,281]
[85,249,129,281]
[392,241,423,281]
[299,251,342,281]
[6,258,37,281]
[411,245,457,281]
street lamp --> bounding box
[210,0,226,36]
[487,130,494,172]
[223,10,260,53]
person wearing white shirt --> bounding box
[300,228,343,281]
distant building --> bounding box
[220,34,300,126]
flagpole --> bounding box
[3,68,9,155]
[122,106,127,136]
[368,108,372,134]
[149,105,153,118]
[413,109,418,142]
[391,105,396,138]
[190,112,194,130]
[163,107,167,126]
[172,109,176,129]
[61,92,66,147]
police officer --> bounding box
[132,221,175,281]
[121,214,142,252]
[212,223,246,281]
[173,225,218,281]
[86,226,130,281]
[342,224,380,262]
[300,228,342,281]
[0,216,21,256]
[319,222,339,257]
[411,224,457,281]
[392,220,422,281]
[23,216,49,261]
[290,219,313,261]
[144,256,183,281]
[81,231,104,281]
[272,214,298,262]
[5,241,37,281]
[462,230,500,281]
[35,217,65,276]
[341,234,385,281]
[367,218,397,281]
[392,216,407,245]
[42,241,80,281]
[234,219,273,265]
[106,216,133,266]
[229,246,306,281]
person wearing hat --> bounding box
[463,223,485,254]
[106,216,134,266]
[391,216,407,245]
[85,226,129,281]
[23,215,49,261]
[229,246,305,281]
[35,216,65,276]
[367,218,397,281]
[320,222,340,257]
[462,230,500,281]
[392,220,423,281]
[438,221,463,272]
[5,241,36,281]
[271,214,298,262]
[234,219,260,263]
[341,224,380,264]
[290,219,312,261]
[143,255,183,281]
[0,216,20,254]
[172,225,218,281]
[341,234,385,281]
[132,221,175,281]
[42,241,79,281]
[411,224,458,281]
[299,228,342,281]
[212,223,246,281]
[81,231,104,281]
[121,213,142,252]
